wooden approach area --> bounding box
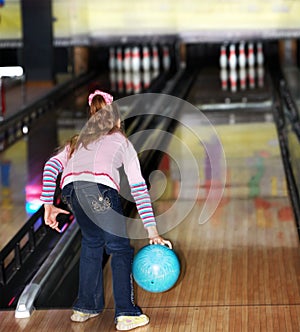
[1,195,300,331]
[1,114,300,331]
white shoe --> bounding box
[70,310,99,322]
[116,314,149,330]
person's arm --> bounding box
[123,141,172,248]
[40,148,70,232]
[40,157,63,203]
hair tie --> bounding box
[88,90,113,106]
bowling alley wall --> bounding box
[0,0,300,41]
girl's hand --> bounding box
[146,225,173,249]
[44,204,70,233]
[149,235,173,249]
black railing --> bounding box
[0,206,46,286]
[279,79,300,132]
[0,202,73,288]
[271,64,300,238]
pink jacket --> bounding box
[40,132,156,228]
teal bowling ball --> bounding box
[132,244,180,293]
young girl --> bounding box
[40,90,171,331]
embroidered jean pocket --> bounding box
[88,192,112,213]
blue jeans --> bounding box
[61,181,142,319]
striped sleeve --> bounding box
[130,181,156,228]
[40,157,63,203]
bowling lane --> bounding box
[126,104,300,311]
[123,61,299,311]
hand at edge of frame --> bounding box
[44,204,70,233]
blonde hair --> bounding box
[67,134,79,159]
[77,103,123,149]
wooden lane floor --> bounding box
[1,305,300,331]
[1,110,300,331]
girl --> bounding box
[40,90,171,331]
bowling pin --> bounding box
[256,42,264,66]
[109,70,117,91]
[132,71,141,94]
[143,70,151,90]
[220,68,228,91]
[162,45,171,71]
[219,45,227,69]
[247,43,255,67]
[229,68,237,92]
[117,70,124,93]
[228,44,237,70]
[151,45,160,71]
[123,47,132,72]
[109,47,116,71]
[248,66,256,89]
[257,65,264,88]
[131,46,141,72]
[116,47,123,72]
[239,67,247,90]
[152,69,159,80]
[238,42,247,68]
[142,46,151,72]
[124,71,132,94]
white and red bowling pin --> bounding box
[248,66,256,89]
[257,66,264,88]
[109,47,116,71]
[123,47,132,72]
[239,67,247,90]
[142,46,151,72]
[229,44,237,70]
[151,45,160,71]
[109,70,116,92]
[229,69,237,92]
[162,45,171,71]
[152,69,159,80]
[116,47,123,72]
[220,68,228,91]
[117,70,124,93]
[247,43,255,67]
[238,42,247,68]
[143,71,151,90]
[131,46,141,72]
[256,42,264,66]
[132,72,141,94]
[219,45,227,69]
[124,71,132,93]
